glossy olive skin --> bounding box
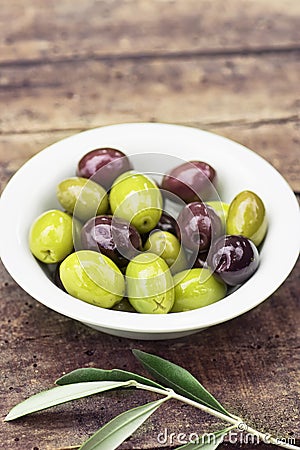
[141,212,180,244]
[144,230,187,274]
[71,216,83,251]
[126,253,174,313]
[227,191,267,246]
[177,202,223,252]
[207,235,259,286]
[29,210,73,263]
[77,148,133,189]
[110,171,163,234]
[57,177,108,222]
[156,212,180,236]
[171,268,226,312]
[60,250,125,308]
[189,250,209,269]
[161,161,216,203]
[81,215,142,267]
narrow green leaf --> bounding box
[56,367,164,390]
[79,397,168,450]
[5,381,132,421]
[176,427,232,449]
[132,350,231,416]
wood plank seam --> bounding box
[0,45,300,68]
[0,115,298,136]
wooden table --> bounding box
[0,1,299,449]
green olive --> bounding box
[171,268,226,312]
[29,209,73,263]
[59,250,125,308]
[109,171,162,233]
[206,201,230,228]
[64,212,83,251]
[144,230,187,274]
[126,253,174,314]
[71,216,83,251]
[226,190,267,246]
[57,177,108,222]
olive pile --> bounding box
[29,148,267,314]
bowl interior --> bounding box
[1,123,299,335]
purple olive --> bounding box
[177,202,223,252]
[207,235,259,286]
[81,215,142,267]
[77,148,133,190]
[156,212,180,236]
[161,161,216,203]
[141,212,180,244]
[190,251,209,269]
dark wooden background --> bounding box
[0,1,299,449]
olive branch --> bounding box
[5,350,300,450]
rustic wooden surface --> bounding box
[0,1,299,449]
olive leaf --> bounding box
[5,381,132,421]
[176,427,233,449]
[6,353,297,450]
[56,367,164,390]
[79,397,168,450]
[132,349,231,416]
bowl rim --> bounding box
[1,122,299,335]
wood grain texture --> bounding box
[1,0,300,64]
[1,119,299,193]
[1,54,300,135]
[0,259,299,450]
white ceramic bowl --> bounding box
[1,123,299,340]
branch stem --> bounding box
[133,381,239,424]
[131,381,300,450]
